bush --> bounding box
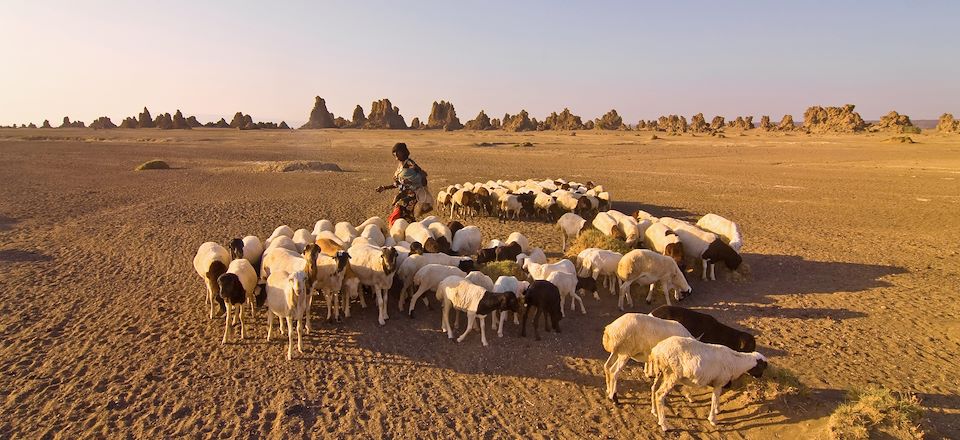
[135,159,170,171]
[827,385,925,440]
[564,228,633,259]
[479,261,525,281]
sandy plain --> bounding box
[0,127,958,438]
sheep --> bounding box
[194,242,230,319]
[648,336,767,430]
[396,253,475,307]
[523,259,576,281]
[505,231,530,254]
[667,221,742,281]
[404,220,434,246]
[303,245,352,324]
[334,222,358,245]
[616,250,691,309]
[312,219,334,236]
[601,313,693,403]
[360,224,386,247]
[358,216,388,236]
[389,218,409,244]
[450,188,475,219]
[426,222,453,253]
[491,276,530,336]
[576,248,623,298]
[436,190,452,213]
[259,246,304,286]
[315,231,344,248]
[217,258,258,344]
[649,306,756,352]
[228,235,264,267]
[520,280,562,340]
[634,210,658,222]
[265,225,294,248]
[265,235,298,254]
[451,225,482,256]
[534,192,557,220]
[557,213,588,252]
[477,241,522,264]
[643,222,685,271]
[348,245,400,325]
[593,212,627,241]
[515,247,547,266]
[436,276,521,347]
[486,239,504,249]
[696,213,744,253]
[292,228,316,253]
[606,210,640,246]
[407,264,468,316]
[597,191,611,212]
[498,194,522,222]
[419,215,441,227]
[465,271,495,291]
[522,259,582,316]
[315,237,346,257]
[264,269,310,361]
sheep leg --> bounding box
[710,262,716,281]
[295,318,303,355]
[238,303,245,340]
[221,304,231,345]
[655,376,678,432]
[478,315,488,347]
[266,312,273,341]
[571,290,586,315]
[708,386,722,426]
[561,233,566,252]
[513,310,519,325]
[375,288,386,326]
[456,312,475,343]
[304,292,313,335]
[646,283,658,305]
[607,355,630,403]
[407,284,430,317]
[342,291,351,318]
[442,300,454,338]
[332,290,340,322]
[559,293,567,318]
[650,372,661,415]
[497,311,506,338]
[662,283,672,306]
[520,305,530,337]
[618,279,633,310]
[381,287,390,321]
[325,291,333,322]
[533,306,543,341]
[285,317,293,361]
[603,352,616,399]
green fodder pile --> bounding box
[479,261,526,281]
[134,159,170,171]
[827,385,925,440]
[564,229,633,259]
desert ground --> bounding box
[0,127,958,439]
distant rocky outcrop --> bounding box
[464,110,494,130]
[204,118,230,128]
[410,117,423,129]
[186,116,202,128]
[300,96,337,129]
[583,120,595,130]
[41,120,52,128]
[501,110,536,132]
[171,110,191,129]
[778,115,796,131]
[334,117,350,128]
[543,108,585,130]
[870,111,916,133]
[427,100,462,130]
[937,113,960,133]
[594,109,626,130]
[59,117,85,128]
[710,116,725,130]
[27,123,37,129]
[229,112,251,129]
[279,121,291,130]
[365,99,407,129]
[759,115,772,131]
[803,104,866,133]
[490,118,501,129]
[637,120,648,130]
[657,115,687,133]
[727,116,754,130]
[343,105,366,128]
[119,117,138,128]
[689,113,709,133]
[90,116,117,129]
[138,107,155,128]
[155,113,173,129]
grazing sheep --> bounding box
[292,228,316,253]
[348,245,400,325]
[634,210,658,222]
[505,231,531,254]
[523,259,576,281]
[696,213,744,253]
[491,276,530,336]
[427,222,453,253]
[616,250,691,309]
[451,188,475,219]
[557,213,588,252]
[665,221,742,281]
[486,239,504,249]
[437,276,521,347]
[534,192,557,220]
[601,313,692,403]
[576,248,623,298]
[389,218,409,244]
[334,222,358,245]
[649,306,756,352]
[312,219,334,236]
[229,235,264,267]
[265,235,298,254]
[498,194,522,222]
[404,221,434,246]
[265,269,310,361]
[451,225,482,256]
[494,241,524,264]
[194,242,230,319]
[546,270,584,315]
[360,224,386,247]
[520,280,562,340]
[407,264,467,316]
[436,190,452,213]
[643,222,685,271]
[648,336,767,430]
[396,253,475,307]
[358,216,388,236]
[515,247,547,266]
[593,212,627,241]
[606,210,641,246]
[217,258,258,344]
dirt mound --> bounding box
[253,161,343,173]
[58,117,85,128]
[594,109,625,130]
[464,111,494,130]
[803,104,866,133]
[300,96,337,129]
[134,159,170,171]
[778,114,796,131]
[426,100,462,130]
[501,110,536,132]
[869,111,917,133]
[138,107,155,128]
[710,116,725,130]
[689,113,710,133]
[543,108,585,130]
[656,115,687,133]
[90,117,117,130]
[410,117,423,129]
[937,113,959,133]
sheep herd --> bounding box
[192,177,766,432]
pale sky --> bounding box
[2,0,958,126]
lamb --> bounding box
[389,218,409,244]
[666,221,742,281]
[649,306,756,352]
[523,259,576,281]
[264,269,310,361]
[576,248,623,299]
[348,245,400,325]
[505,231,531,254]
[407,264,468,316]
[616,250,691,309]
[193,242,230,319]
[648,336,767,430]
[592,212,627,241]
[515,247,547,266]
[601,313,693,403]
[436,276,521,347]
[312,219,333,236]
[334,222,358,245]
[217,258,258,344]
[436,190,452,213]
[229,235,264,267]
[451,225,481,256]
[643,222,685,271]
[557,213,588,251]
[696,213,744,253]
[360,224,386,247]
[292,228,316,253]
[520,280,562,340]
[450,188,475,219]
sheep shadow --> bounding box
[0,214,18,232]
[611,201,697,221]
[0,249,54,263]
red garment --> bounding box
[387,206,404,227]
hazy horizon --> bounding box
[2,1,958,126]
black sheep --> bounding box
[649,305,756,352]
[521,280,562,340]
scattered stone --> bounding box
[135,159,170,171]
[90,116,117,129]
[464,110,494,130]
[594,109,625,130]
[501,110,536,132]
[427,100,462,130]
[138,107,155,128]
[543,108,585,130]
[937,113,960,133]
[583,120,595,130]
[254,161,343,173]
[649,134,659,140]
[803,104,866,133]
[637,120,647,130]
[300,96,337,129]
[515,141,534,148]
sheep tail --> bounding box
[601,327,614,353]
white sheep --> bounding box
[643,222,685,270]
[315,231,344,248]
[264,269,309,361]
[593,212,626,241]
[451,225,482,256]
[506,231,530,254]
[265,225,294,248]
[616,249,691,309]
[515,247,547,266]
[696,213,743,253]
[648,336,767,431]
[576,248,623,298]
[303,246,352,325]
[193,242,231,319]
[635,210,658,222]
[436,276,520,347]
[259,246,304,285]
[601,313,692,403]
[407,264,467,316]
[666,221,742,281]
[312,219,334,236]
[465,271,495,291]
[229,235,264,268]
[396,253,473,306]
[348,245,400,325]
[360,224,386,247]
[485,239,504,249]
[265,235,298,253]
[522,259,582,316]
[404,220,434,246]
[606,210,640,246]
[546,270,584,315]
[358,216,388,236]
[557,213,588,251]
[450,188,474,219]
[292,228,315,253]
[389,218,409,244]
[498,194,522,221]
[427,222,452,246]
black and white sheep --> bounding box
[649,305,756,352]
[696,213,744,253]
[217,258,258,344]
[662,219,742,281]
[437,276,520,347]
[520,280,562,340]
[193,242,230,319]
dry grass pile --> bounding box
[479,261,526,281]
[884,136,916,144]
[742,365,807,404]
[253,161,342,173]
[564,229,632,259]
[135,159,170,171]
[827,385,925,440]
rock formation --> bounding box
[778,115,796,131]
[41,120,52,128]
[342,105,367,128]
[689,113,709,133]
[410,118,423,129]
[58,117,85,128]
[204,118,230,128]
[870,111,916,133]
[186,116,202,128]
[279,121,291,130]
[710,116,725,130]
[802,104,866,133]
[90,116,117,129]
[490,118,501,129]
[171,110,191,129]
[334,117,350,128]
[637,120,647,130]
[300,96,337,129]
[365,99,407,129]
[138,107,155,128]
[27,123,37,129]
[594,109,625,130]
[155,113,174,130]
[656,115,687,133]
[936,113,959,133]
[119,117,138,128]
[464,110,494,130]
[583,120,595,130]
[542,108,585,130]
[727,116,754,130]
[759,116,772,131]
[501,110,536,132]
[426,100,462,130]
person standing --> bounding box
[376,143,432,226]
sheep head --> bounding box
[334,251,351,273]
[380,247,399,274]
[228,238,244,260]
[747,357,768,378]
